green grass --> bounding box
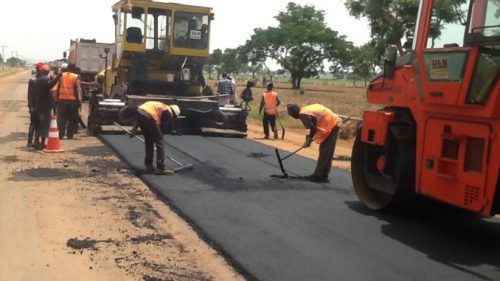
[207,77,380,125]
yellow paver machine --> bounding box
[88,0,247,137]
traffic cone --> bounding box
[43,114,64,153]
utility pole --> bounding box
[0,45,7,70]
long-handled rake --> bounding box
[270,146,306,178]
[113,122,193,173]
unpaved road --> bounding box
[0,71,244,280]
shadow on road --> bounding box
[346,200,500,280]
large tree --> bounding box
[243,2,351,89]
[351,43,380,85]
[345,0,467,56]
[220,48,242,76]
[207,48,223,80]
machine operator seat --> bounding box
[127,27,143,44]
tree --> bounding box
[207,49,223,79]
[345,0,466,56]
[6,57,25,67]
[350,43,380,86]
[220,48,242,76]
[244,2,351,89]
[0,54,3,64]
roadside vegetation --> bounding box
[206,0,468,88]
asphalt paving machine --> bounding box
[351,0,500,215]
[87,0,247,137]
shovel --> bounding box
[275,110,285,139]
[113,122,193,173]
[270,146,306,178]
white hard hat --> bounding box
[170,105,181,117]
[61,63,68,69]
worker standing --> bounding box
[27,63,43,148]
[217,73,235,104]
[33,63,59,149]
[286,103,342,183]
[119,101,181,175]
[53,63,82,139]
[259,83,280,139]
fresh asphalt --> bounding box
[101,134,500,281]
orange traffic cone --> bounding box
[43,114,64,153]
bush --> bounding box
[294,88,305,95]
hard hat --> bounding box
[61,63,68,69]
[170,105,181,117]
[39,64,50,73]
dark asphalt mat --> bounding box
[101,134,500,281]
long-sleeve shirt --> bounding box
[27,77,37,111]
[34,74,58,113]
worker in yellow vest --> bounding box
[286,103,342,183]
[53,63,82,139]
[259,83,280,139]
[119,101,181,175]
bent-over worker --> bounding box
[286,103,342,183]
[119,101,181,175]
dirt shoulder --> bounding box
[0,71,244,281]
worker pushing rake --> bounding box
[271,103,345,183]
[117,101,192,175]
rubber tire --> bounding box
[351,129,416,211]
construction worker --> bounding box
[259,83,280,139]
[53,63,82,139]
[217,73,235,104]
[240,80,254,104]
[119,101,181,175]
[286,103,342,183]
[33,63,59,149]
[27,62,44,148]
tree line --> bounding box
[0,54,27,67]
[206,0,466,89]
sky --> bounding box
[0,0,371,63]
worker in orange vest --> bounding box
[119,101,181,175]
[53,63,82,139]
[286,103,342,183]
[259,83,280,139]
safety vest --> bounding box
[300,104,340,144]
[139,101,172,125]
[263,91,278,115]
[56,72,79,101]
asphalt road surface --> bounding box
[100,133,500,281]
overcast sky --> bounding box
[1,0,370,62]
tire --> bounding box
[351,128,416,211]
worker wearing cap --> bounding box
[53,63,81,139]
[259,83,280,139]
[287,103,342,183]
[119,101,181,175]
[33,64,59,149]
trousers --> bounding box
[313,126,340,179]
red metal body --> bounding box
[360,0,500,215]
